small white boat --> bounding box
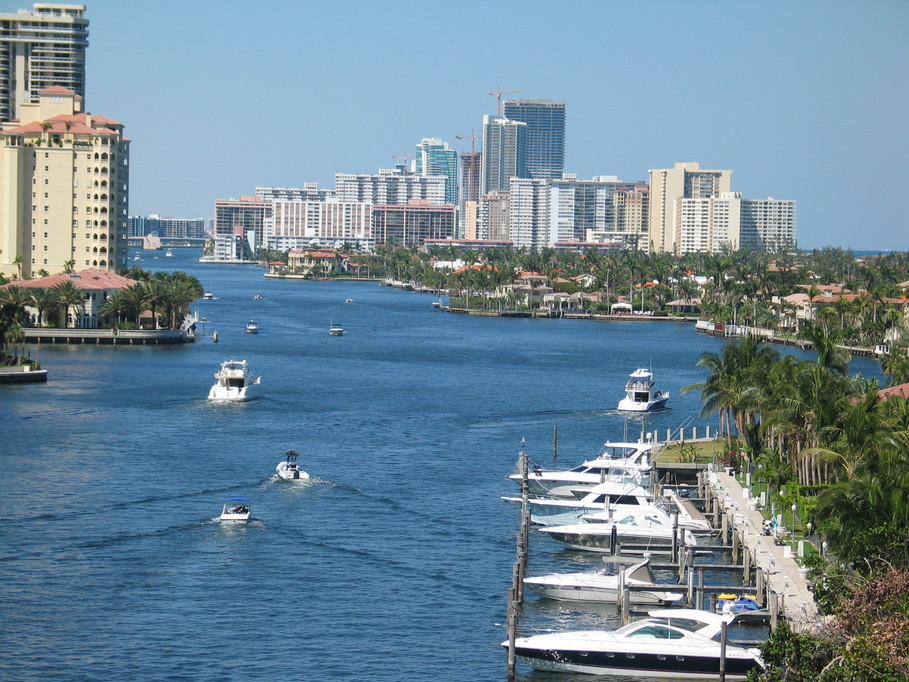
[165,248,173,257]
[253,293,264,300]
[133,255,140,261]
[344,298,354,303]
[506,608,763,679]
[202,292,214,300]
[618,368,669,412]
[207,359,261,402]
[276,449,311,481]
[525,557,683,605]
[328,322,344,336]
[220,497,251,522]
[245,320,259,334]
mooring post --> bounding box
[506,586,516,677]
[697,567,705,611]
[732,529,739,564]
[770,591,779,632]
[552,424,558,461]
[743,546,752,586]
[719,620,728,682]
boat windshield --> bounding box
[625,625,686,640]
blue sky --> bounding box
[19,0,907,250]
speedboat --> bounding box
[539,512,697,552]
[506,608,763,679]
[245,320,259,334]
[165,248,173,257]
[328,323,344,336]
[220,497,251,522]
[276,449,311,481]
[525,557,683,605]
[618,368,669,412]
[202,291,214,300]
[253,293,264,300]
[344,298,354,303]
[508,441,655,498]
[207,359,261,402]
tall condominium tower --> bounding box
[0,3,89,123]
[648,162,732,254]
[414,138,458,205]
[502,99,565,180]
[481,115,526,194]
[335,169,447,206]
[0,86,129,278]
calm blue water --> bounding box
[0,249,884,681]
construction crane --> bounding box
[390,153,411,173]
[487,86,523,116]
[455,130,481,202]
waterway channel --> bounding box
[0,248,884,681]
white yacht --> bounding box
[245,320,259,334]
[328,323,344,336]
[525,557,683,605]
[219,497,251,522]
[207,360,261,402]
[618,368,669,412]
[276,449,311,481]
[165,248,173,257]
[503,479,657,527]
[506,608,763,679]
[508,441,655,498]
[539,512,696,552]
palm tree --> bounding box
[29,287,58,327]
[53,280,86,328]
[0,286,29,357]
[98,291,127,331]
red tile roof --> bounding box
[4,268,138,291]
[38,85,78,96]
[879,383,909,401]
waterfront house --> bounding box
[3,268,138,328]
[287,249,348,276]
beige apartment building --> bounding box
[0,85,129,278]
[649,162,732,254]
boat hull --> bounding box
[525,576,681,604]
[515,648,757,679]
[618,396,669,412]
[207,384,259,402]
[276,462,311,481]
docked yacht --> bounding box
[276,449,311,481]
[220,497,251,522]
[539,512,696,552]
[525,557,683,605]
[207,360,261,402]
[504,478,657,527]
[506,608,763,679]
[508,441,655,498]
[245,320,259,334]
[618,368,669,412]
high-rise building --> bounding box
[213,196,268,259]
[480,115,525,194]
[508,178,550,249]
[648,162,732,254]
[414,138,458,205]
[335,168,446,205]
[548,175,649,250]
[371,200,455,247]
[0,3,89,123]
[502,99,565,180]
[675,192,741,255]
[129,215,207,240]
[740,198,796,251]
[0,86,129,278]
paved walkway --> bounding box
[706,470,821,632]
